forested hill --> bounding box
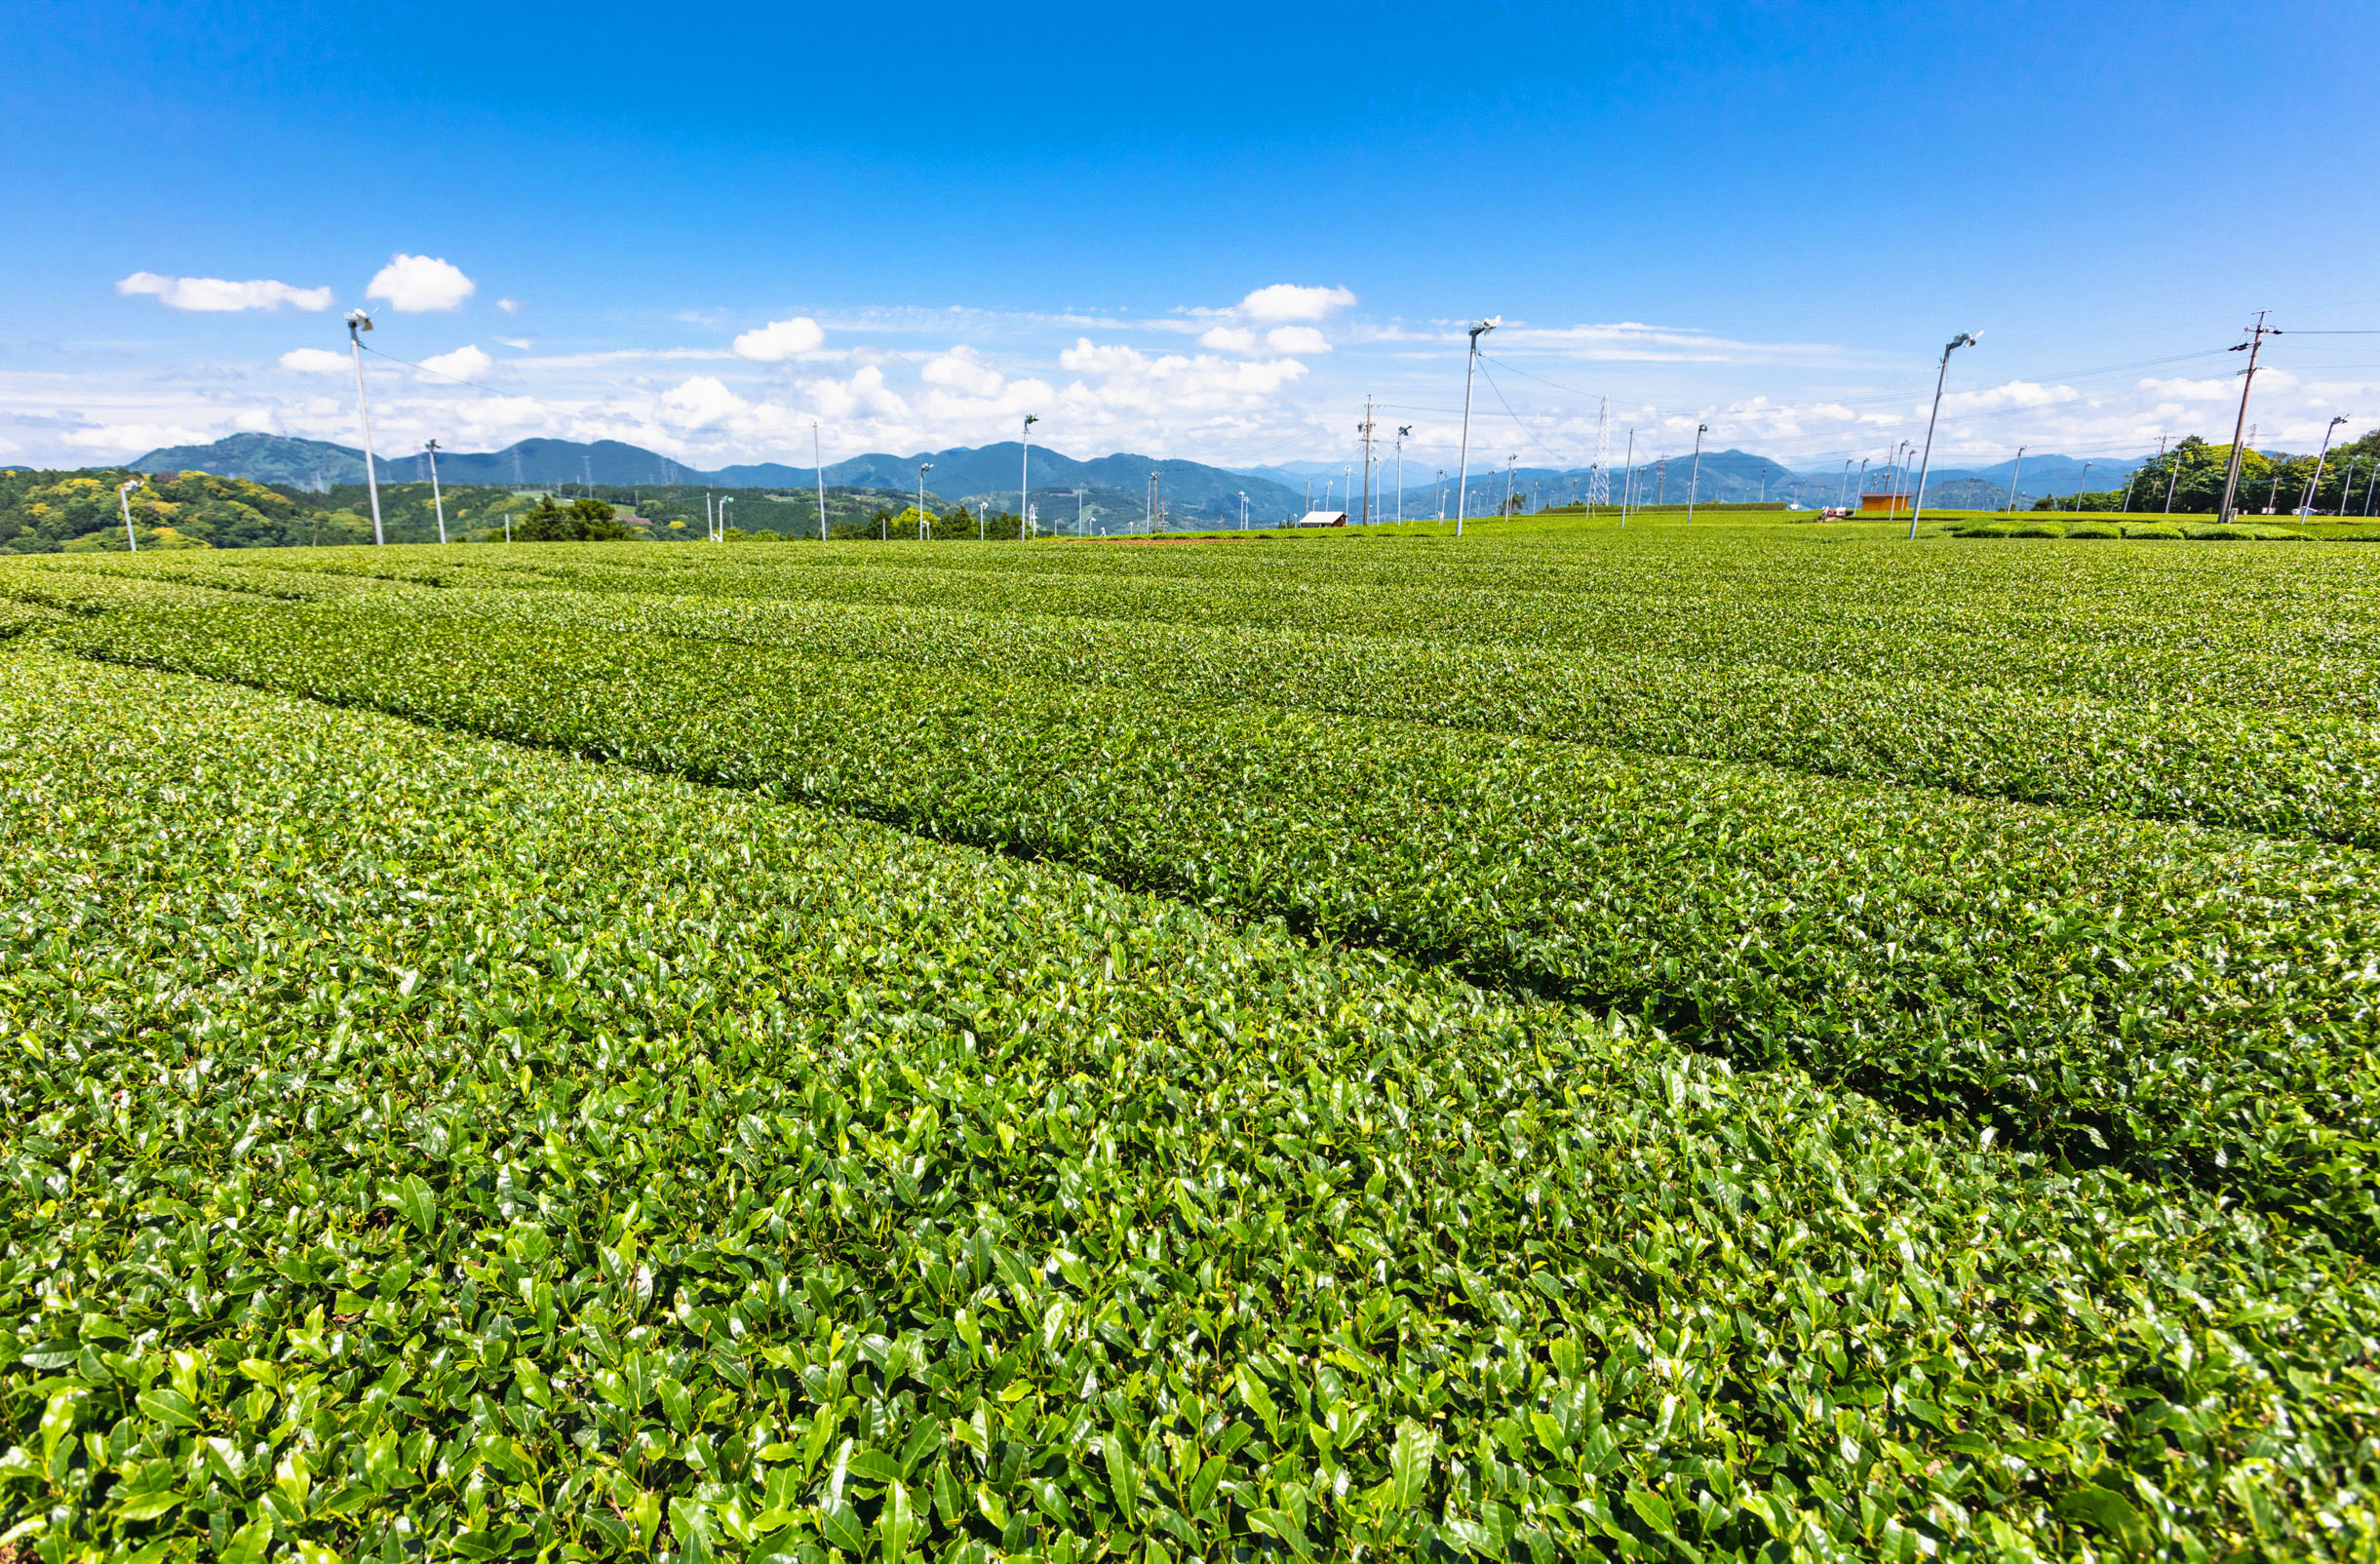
[127,432,1304,518]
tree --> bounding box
[514,494,632,542]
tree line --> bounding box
[2043,430,2380,515]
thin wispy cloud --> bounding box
[117,273,333,312]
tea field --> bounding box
[3,523,2378,1562]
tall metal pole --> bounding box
[1359,399,1376,526]
[1685,424,1708,524]
[813,421,828,541]
[718,496,733,540]
[1395,426,1410,524]
[1456,319,1495,536]
[2302,415,2348,515]
[2219,313,2276,525]
[917,462,932,540]
[705,490,715,542]
[2004,447,2025,515]
[2164,450,2183,515]
[1020,413,1038,539]
[1619,428,1636,527]
[1502,453,1516,521]
[2070,464,2092,511]
[426,439,447,543]
[117,478,141,552]
[1908,332,1978,538]
[344,310,384,545]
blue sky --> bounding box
[4,0,2375,475]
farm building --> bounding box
[1295,510,1349,528]
[1858,491,1912,513]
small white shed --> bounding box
[1295,510,1349,528]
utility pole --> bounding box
[1394,426,1411,524]
[1020,413,1038,540]
[1075,488,1086,535]
[705,490,715,542]
[1685,424,1708,523]
[1457,319,1496,536]
[978,500,987,539]
[2219,313,2278,525]
[2124,436,2163,518]
[1238,490,1247,530]
[1908,331,1979,538]
[717,495,733,540]
[917,462,932,540]
[2302,415,2349,515]
[426,439,447,543]
[1502,452,1516,520]
[2005,447,2025,515]
[2070,463,2093,511]
[1838,458,1853,509]
[344,310,384,545]
[2164,449,2183,515]
[1434,470,1443,522]
[117,478,141,552]
[813,421,828,541]
[1657,458,1667,507]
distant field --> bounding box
[4,521,2378,1560]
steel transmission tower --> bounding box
[1588,398,1612,508]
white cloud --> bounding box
[417,344,494,384]
[495,336,533,350]
[1937,379,2080,416]
[661,375,747,427]
[366,254,476,313]
[118,272,333,312]
[2138,373,2247,403]
[920,345,1005,397]
[1199,325,1260,354]
[1496,320,1854,367]
[497,297,522,314]
[1237,284,1357,323]
[1266,326,1331,355]
[278,348,350,374]
[731,317,826,362]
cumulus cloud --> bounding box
[417,344,494,383]
[366,254,476,313]
[119,272,333,312]
[1266,326,1331,354]
[1938,379,2080,416]
[278,348,351,374]
[731,317,826,361]
[1237,284,1357,324]
[1199,325,1260,354]
[920,345,1005,398]
[662,375,748,427]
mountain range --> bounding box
[127,432,2156,524]
[130,433,1307,524]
